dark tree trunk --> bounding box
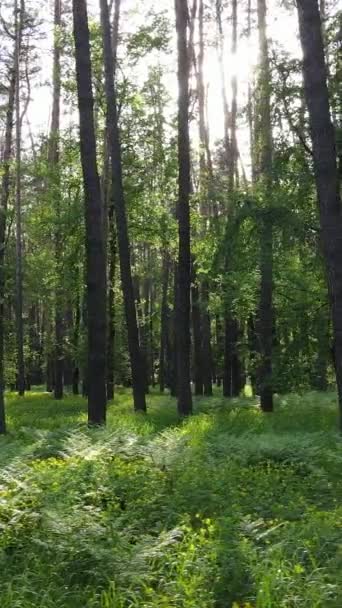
[201,281,213,395]
[297,0,342,427]
[49,0,64,400]
[100,0,146,412]
[104,0,120,403]
[256,0,274,412]
[191,267,204,396]
[159,251,170,392]
[258,218,273,410]
[15,0,25,397]
[196,0,213,395]
[175,0,193,416]
[0,55,16,433]
[72,0,107,424]
[72,290,81,395]
[248,315,258,395]
[170,262,178,397]
[106,218,116,400]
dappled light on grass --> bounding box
[0,389,342,607]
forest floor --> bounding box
[0,389,342,608]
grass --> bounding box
[0,388,342,607]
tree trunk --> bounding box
[15,0,25,397]
[159,250,170,392]
[104,0,120,403]
[175,0,193,416]
[0,47,16,433]
[216,0,231,168]
[196,0,213,395]
[72,0,107,424]
[106,215,116,400]
[201,281,213,395]
[258,218,273,410]
[49,0,64,400]
[170,263,178,397]
[99,0,146,412]
[191,265,203,395]
[297,0,342,428]
[256,0,274,412]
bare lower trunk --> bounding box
[191,267,203,395]
[0,54,16,433]
[73,0,107,424]
[258,219,273,411]
[297,0,342,429]
[175,0,192,416]
[49,0,64,400]
[15,0,25,397]
[159,251,170,392]
[100,0,146,412]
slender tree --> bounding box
[48,0,64,400]
[255,0,274,412]
[175,0,193,415]
[72,0,107,424]
[99,0,146,412]
[297,0,342,428]
[196,0,213,396]
[0,19,17,433]
[15,0,25,396]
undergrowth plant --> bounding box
[0,389,341,607]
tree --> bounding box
[72,0,107,424]
[0,11,17,433]
[255,0,274,412]
[99,0,147,412]
[15,0,25,396]
[48,0,64,400]
[175,0,192,416]
[297,0,342,428]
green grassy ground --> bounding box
[0,389,341,607]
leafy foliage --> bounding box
[0,389,341,607]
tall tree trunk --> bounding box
[216,0,230,168]
[49,0,64,400]
[72,0,107,424]
[175,0,193,416]
[159,250,170,392]
[223,0,239,401]
[106,215,116,400]
[247,0,255,183]
[170,263,178,397]
[15,0,25,397]
[0,48,16,433]
[104,0,121,402]
[100,0,146,412]
[229,0,238,192]
[197,0,213,396]
[256,0,274,412]
[201,282,213,395]
[72,292,81,395]
[191,264,203,395]
[296,0,342,428]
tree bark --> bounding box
[196,0,213,395]
[191,264,203,395]
[49,0,64,400]
[159,250,170,392]
[99,0,146,412]
[72,0,107,424]
[175,0,193,416]
[15,0,25,397]
[297,0,342,428]
[256,0,274,412]
[0,47,16,433]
